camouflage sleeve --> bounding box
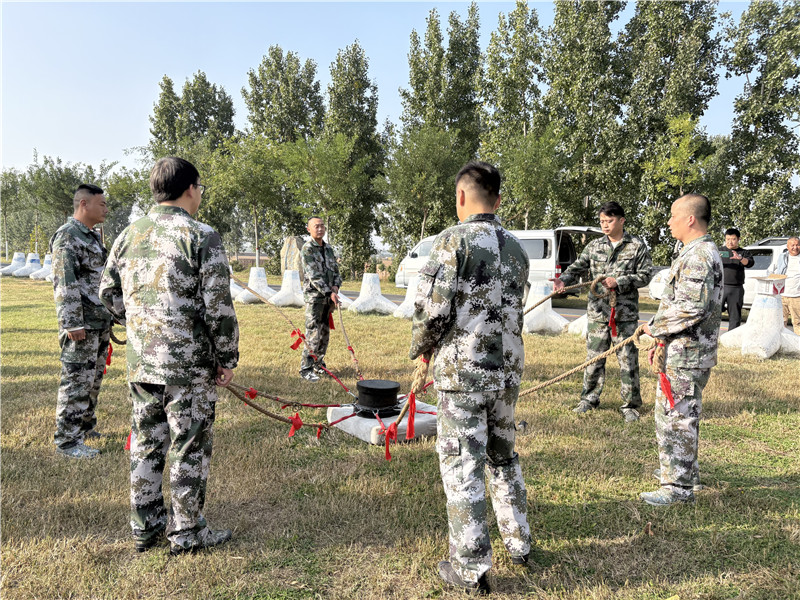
[199,231,239,370]
[99,237,126,326]
[409,232,459,360]
[559,244,591,286]
[302,244,332,296]
[650,253,716,338]
[51,231,85,330]
[616,241,653,292]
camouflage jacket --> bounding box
[99,205,239,385]
[410,213,529,392]
[302,239,342,303]
[650,234,723,370]
[49,217,112,331]
[559,232,653,322]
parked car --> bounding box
[648,237,789,309]
[394,226,602,288]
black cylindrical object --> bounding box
[355,379,401,418]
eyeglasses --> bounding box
[196,184,206,195]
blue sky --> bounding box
[2,1,748,173]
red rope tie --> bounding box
[416,410,437,415]
[347,346,354,352]
[290,329,305,350]
[245,387,258,400]
[317,426,323,439]
[328,312,335,330]
[329,411,359,427]
[317,365,350,393]
[124,430,132,450]
[406,392,416,440]
[384,422,398,461]
[104,344,113,374]
[288,412,303,437]
[609,307,617,337]
[421,357,429,364]
[657,343,674,409]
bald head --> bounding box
[675,193,711,227]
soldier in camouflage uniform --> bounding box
[100,157,239,554]
[299,217,342,382]
[553,201,653,422]
[641,194,723,506]
[410,162,531,594]
[50,183,112,459]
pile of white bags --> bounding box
[523,279,569,335]
[393,276,419,319]
[270,270,304,307]
[12,253,41,277]
[235,267,275,304]
[0,252,26,276]
[29,254,53,280]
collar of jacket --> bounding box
[461,213,499,225]
[309,238,328,249]
[678,234,713,257]
[602,231,633,246]
[68,216,95,234]
[148,204,193,218]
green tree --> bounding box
[104,167,148,245]
[541,0,626,225]
[724,0,800,240]
[380,125,469,256]
[400,9,446,130]
[242,45,325,142]
[148,76,180,158]
[1,169,23,259]
[324,41,385,278]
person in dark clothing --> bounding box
[718,228,754,330]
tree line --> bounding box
[2,0,798,273]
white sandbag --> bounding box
[348,273,397,315]
[393,276,419,319]
[12,253,41,277]
[779,329,800,356]
[29,254,53,279]
[327,399,437,445]
[46,272,54,282]
[235,267,276,304]
[737,294,783,360]
[269,269,304,307]
[566,313,589,338]
[523,280,569,335]
[0,252,27,276]
[230,280,245,299]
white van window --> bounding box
[415,240,434,257]
[520,239,550,260]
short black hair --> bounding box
[73,183,104,210]
[598,201,625,218]
[725,228,740,238]
[150,157,200,203]
[679,193,711,226]
[455,161,501,202]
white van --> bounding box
[395,226,602,287]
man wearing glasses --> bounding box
[100,157,239,555]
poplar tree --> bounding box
[724,0,800,240]
[242,45,324,142]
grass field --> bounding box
[1,276,798,599]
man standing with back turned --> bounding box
[100,157,239,554]
[641,194,723,506]
[411,161,531,595]
[50,183,112,459]
[553,202,653,422]
[299,216,342,382]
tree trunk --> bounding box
[420,209,428,241]
[524,209,529,230]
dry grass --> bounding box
[1,277,798,599]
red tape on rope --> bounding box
[406,392,416,440]
[288,412,303,437]
[245,387,258,400]
[290,329,305,350]
[104,344,113,374]
[328,312,335,330]
[609,307,617,337]
[657,343,674,409]
[124,430,132,451]
[384,422,398,461]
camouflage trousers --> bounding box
[300,299,334,375]
[128,380,217,548]
[436,388,531,584]
[655,367,710,499]
[582,320,641,410]
[54,327,110,449]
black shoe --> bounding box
[134,531,165,553]
[170,528,232,556]
[84,430,102,439]
[438,561,490,595]
[511,553,529,565]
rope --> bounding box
[228,382,345,409]
[231,275,356,397]
[523,275,613,316]
[110,325,126,345]
[519,323,656,398]
[227,385,329,431]
[337,303,365,381]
